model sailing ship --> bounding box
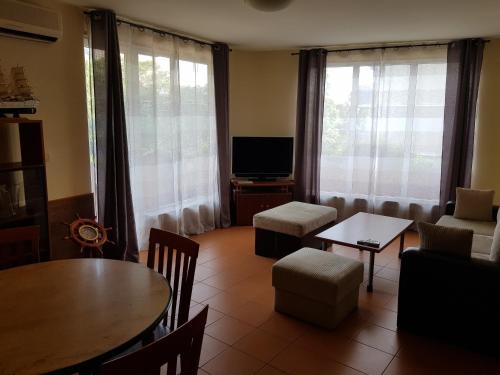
[0,63,38,113]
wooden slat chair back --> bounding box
[99,305,208,375]
[146,228,199,332]
[0,225,40,270]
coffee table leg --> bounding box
[399,232,406,258]
[367,251,375,292]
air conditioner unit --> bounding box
[0,0,62,43]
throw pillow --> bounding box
[454,187,494,221]
[490,210,500,263]
[418,222,473,259]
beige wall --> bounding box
[229,50,298,137]
[0,0,90,200]
[473,39,500,203]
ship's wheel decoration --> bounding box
[64,214,114,257]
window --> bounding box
[320,47,447,218]
[85,26,220,249]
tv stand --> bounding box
[248,177,277,182]
[231,179,295,226]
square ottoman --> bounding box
[272,247,363,329]
[253,201,337,258]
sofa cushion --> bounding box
[418,222,473,259]
[454,188,494,221]
[272,247,363,305]
[472,252,491,261]
[436,215,496,237]
[472,234,493,256]
[253,201,337,237]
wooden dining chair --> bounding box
[0,225,40,270]
[99,305,208,375]
[147,228,200,333]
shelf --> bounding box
[232,179,295,188]
[0,206,42,226]
[0,162,45,172]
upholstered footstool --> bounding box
[253,201,337,258]
[272,247,363,329]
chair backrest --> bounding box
[0,225,40,270]
[99,305,208,375]
[146,228,199,331]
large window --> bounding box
[320,46,447,219]
[85,26,219,248]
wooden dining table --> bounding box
[0,258,171,375]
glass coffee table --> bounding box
[315,212,414,292]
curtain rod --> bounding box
[290,40,490,55]
[84,11,214,47]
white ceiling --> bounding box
[63,0,500,49]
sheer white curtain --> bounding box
[118,25,220,249]
[320,46,447,223]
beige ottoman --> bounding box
[272,247,363,329]
[254,201,337,258]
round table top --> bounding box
[0,259,171,374]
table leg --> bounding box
[321,241,327,251]
[367,251,375,292]
[399,231,406,258]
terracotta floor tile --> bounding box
[227,280,267,301]
[194,265,220,282]
[367,307,398,331]
[226,300,274,327]
[358,288,394,310]
[202,347,265,375]
[259,313,312,341]
[234,329,290,362]
[191,283,223,303]
[205,308,225,327]
[198,369,210,375]
[353,324,402,355]
[375,266,400,282]
[203,290,249,315]
[333,310,371,339]
[295,331,393,375]
[256,365,288,375]
[383,296,399,312]
[362,277,399,296]
[248,287,275,307]
[203,270,255,290]
[205,316,255,345]
[271,342,362,375]
[383,357,442,375]
[199,334,229,366]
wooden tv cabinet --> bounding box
[231,179,295,226]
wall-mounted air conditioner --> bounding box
[0,0,62,43]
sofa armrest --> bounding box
[398,247,500,355]
[444,201,499,221]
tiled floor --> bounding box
[141,226,500,375]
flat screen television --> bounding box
[232,136,293,179]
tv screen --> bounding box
[232,137,293,178]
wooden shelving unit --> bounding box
[0,118,50,261]
[231,179,295,226]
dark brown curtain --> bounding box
[440,39,485,211]
[212,42,231,228]
[89,10,139,261]
[294,49,327,203]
